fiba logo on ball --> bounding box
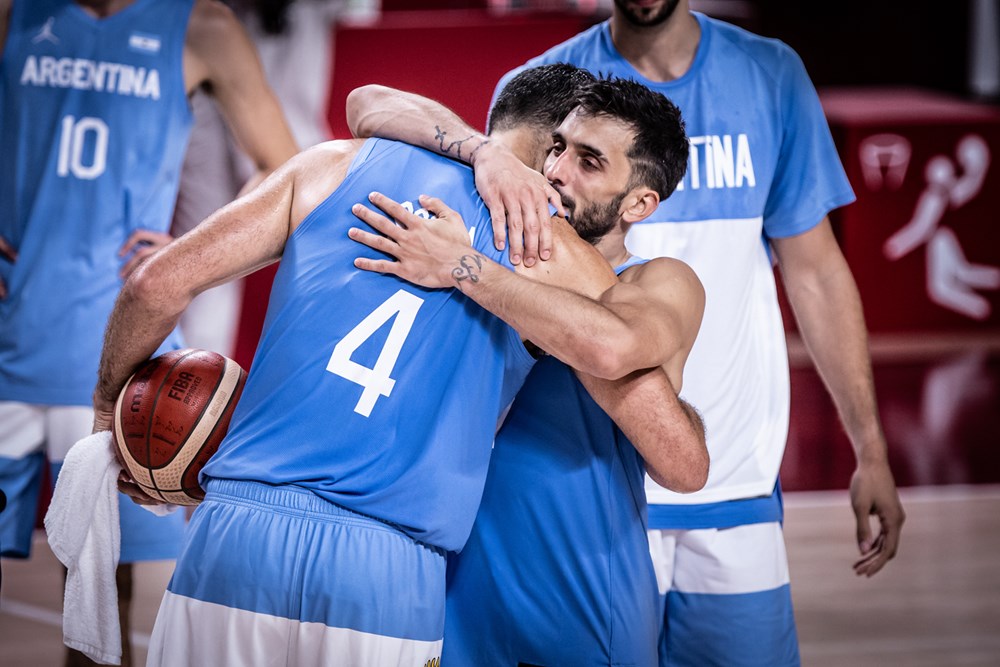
[112,348,247,505]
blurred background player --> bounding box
[497,0,906,664]
[0,0,296,664]
[171,0,342,356]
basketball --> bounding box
[111,348,247,505]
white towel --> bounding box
[44,431,123,666]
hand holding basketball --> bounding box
[112,349,247,505]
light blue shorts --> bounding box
[148,478,445,666]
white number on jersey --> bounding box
[326,289,425,417]
[57,115,109,180]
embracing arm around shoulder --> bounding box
[346,84,562,266]
[93,141,361,428]
[573,258,708,492]
[350,193,703,379]
[350,191,709,490]
[351,193,693,379]
[348,85,490,165]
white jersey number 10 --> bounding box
[57,115,109,180]
[326,289,424,417]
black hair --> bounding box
[488,64,597,134]
[248,0,294,35]
[574,78,688,199]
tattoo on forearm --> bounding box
[434,125,483,160]
[468,138,489,163]
[452,254,484,285]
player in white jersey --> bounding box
[0,1,296,663]
[490,1,907,664]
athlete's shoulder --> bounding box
[622,256,704,305]
[188,0,236,32]
[702,13,806,83]
[184,0,243,71]
[300,138,367,162]
[349,138,475,183]
[286,139,366,224]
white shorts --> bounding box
[648,522,800,666]
[0,401,185,561]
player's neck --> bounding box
[75,0,136,19]
[593,231,632,269]
[609,9,701,83]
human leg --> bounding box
[0,402,47,559]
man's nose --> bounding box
[544,152,568,184]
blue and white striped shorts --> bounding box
[649,522,800,667]
[148,478,445,667]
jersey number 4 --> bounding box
[326,289,424,417]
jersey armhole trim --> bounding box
[290,138,384,241]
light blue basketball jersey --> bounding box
[0,0,191,406]
[444,258,658,666]
[500,13,856,520]
[203,139,535,553]
[498,13,854,236]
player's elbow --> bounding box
[346,85,387,139]
[578,341,636,381]
[124,258,190,319]
[648,445,709,494]
[585,333,655,380]
[678,446,710,493]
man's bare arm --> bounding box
[351,193,681,379]
[350,192,708,490]
[578,368,708,493]
[773,217,904,576]
[348,85,490,163]
[570,256,708,493]
[351,193,702,378]
[346,84,564,266]
[186,0,298,176]
[94,141,361,429]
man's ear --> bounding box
[620,188,660,224]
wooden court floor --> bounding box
[1,485,998,666]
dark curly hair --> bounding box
[488,64,597,134]
[574,78,688,199]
